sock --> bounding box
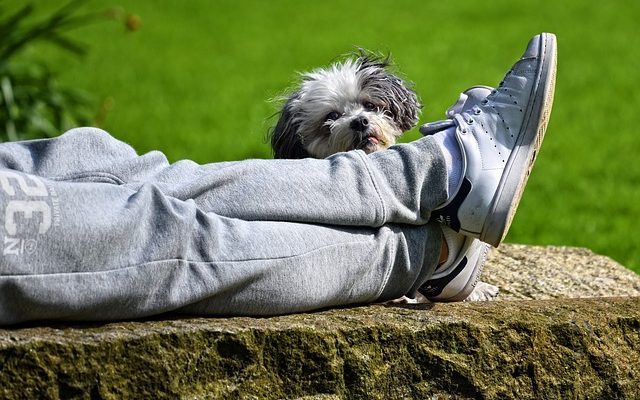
[431,126,463,197]
[436,225,465,273]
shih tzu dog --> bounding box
[270,52,421,159]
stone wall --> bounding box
[1,244,639,399]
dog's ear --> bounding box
[354,50,422,132]
[387,76,421,132]
[270,93,310,159]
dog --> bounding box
[270,51,420,159]
[270,52,498,303]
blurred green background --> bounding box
[12,0,640,272]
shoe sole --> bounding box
[481,33,557,247]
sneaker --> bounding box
[418,86,498,302]
[419,235,491,302]
[431,33,557,247]
[419,86,495,302]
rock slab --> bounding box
[1,244,639,400]
[482,244,640,299]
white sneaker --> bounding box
[432,33,557,247]
[419,86,496,302]
[419,235,491,302]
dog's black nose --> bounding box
[350,116,369,132]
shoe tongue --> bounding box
[446,86,494,117]
[420,86,495,137]
[446,92,471,118]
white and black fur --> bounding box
[271,52,421,159]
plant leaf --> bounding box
[0,4,34,46]
[43,33,87,56]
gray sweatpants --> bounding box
[0,128,447,324]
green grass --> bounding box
[18,0,640,272]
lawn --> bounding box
[17,0,640,272]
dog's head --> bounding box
[270,52,421,159]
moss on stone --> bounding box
[1,297,640,399]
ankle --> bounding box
[437,225,465,272]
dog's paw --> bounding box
[464,281,499,302]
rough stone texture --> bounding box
[1,245,639,400]
[482,244,640,299]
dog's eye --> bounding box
[326,111,341,121]
[363,101,377,111]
